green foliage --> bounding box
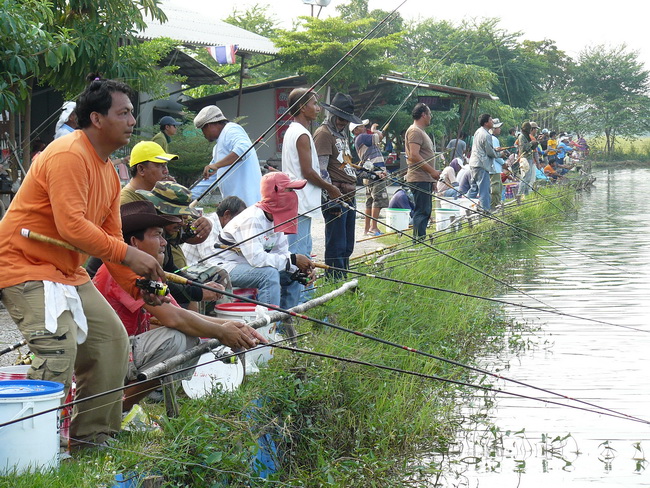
[0,0,76,111]
[274,16,403,92]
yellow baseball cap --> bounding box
[129,141,178,167]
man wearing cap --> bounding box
[489,118,506,210]
[405,102,441,238]
[214,172,315,309]
[469,113,499,212]
[314,92,361,276]
[0,78,165,451]
[193,105,262,206]
[121,141,177,205]
[54,101,78,139]
[351,120,388,236]
[152,116,181,152]
[94,200,266,410]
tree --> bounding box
[567,44,650,157]
[274,15,402,93]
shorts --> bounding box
[364,178,389,209]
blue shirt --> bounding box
[491,134,504,174]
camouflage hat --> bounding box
[136,181,200,217]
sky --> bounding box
[170,0,649,72]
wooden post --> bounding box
[236,55,246,117]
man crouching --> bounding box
[93,200,266,410]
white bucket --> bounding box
[385,208,410,231]
[454,197,478,216]
[434,208,463,232]
[182,350,245,399]
[0,380,64,474]
[214,303,277,374]
[0,365,30,381]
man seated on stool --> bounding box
[214,172,315,310]
[93,200,266,411]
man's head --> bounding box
[288,88,321,121]
[349,119,369,136]
[128,141,178,187]
[194,105,228,142]
[57,101,78,131]
[216,195,247,228]
[509,128,516,136]
[159,115,181,136]
[121,200,181,264]
[491,117,503,135]
[258,172,306,234]
[478,113,493,129]
[412,103,431,125]
[549,131,557,138]
[322,93,362,132]
[76,77,136,151]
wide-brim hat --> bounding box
[136,181,200,217]
[321,93,363,125]
[121,200,181,235]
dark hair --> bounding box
[412,103,430,120]
[129,161,152,178]
[31,139,46,153]
[478,113,491,126]
[159,123,168,132]
[509,128,516,135]
[217,195,247,218]
[549,131,557,138]
[123,229,146,244]
[288,88,317,117]
[76,75,134,129]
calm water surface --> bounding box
[443,168,650,487]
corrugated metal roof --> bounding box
[162,49,227,87]
[137,1,279,56]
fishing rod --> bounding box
[271,344,650,425]
[312,262,645,333]
[163,275,649,423]
[191,2,406,204]
[0,332,305,430]
[0,340,27,357]
[13,228,646,424]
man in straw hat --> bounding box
[313,92,362,277]
[94,200,266,410]
[193,105,262,206]
[214,172,315,309]
[0,77,165,451]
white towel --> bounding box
[43,281,88,344]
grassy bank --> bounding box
[2,188,576,488]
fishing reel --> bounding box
[135,279,169,297]
[182,218,197,239]
[290,269,311,286]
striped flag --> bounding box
[206,45,238,65]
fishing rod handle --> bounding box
[21,228,83,253]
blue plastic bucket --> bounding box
[0,380,64,473]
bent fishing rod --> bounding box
[191,1,406,205]
[162,274,649,423]
[12,228,647,424]
[272,344,650,425]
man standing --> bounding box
[193,105,262,206]
[446,132,467,160]
[151,115,181,152]
[282,88,341,301]
[489,118,505,210]
[314,93,361,276]
[469,113,499,212]
[0,78,164,451]
[405,102,440,239]
[351,120,388,236]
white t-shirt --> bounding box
[282,121,321,215]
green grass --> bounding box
[0,186,578,488]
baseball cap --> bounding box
[194,105,227,129]
[492,118,503,128]
[159,115,181,126]
[129,141,178,167]
[349,119,370,132]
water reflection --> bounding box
[442,169,650,487]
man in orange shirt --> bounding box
[0,77,165,451]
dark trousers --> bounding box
[411,181,433,238]
[322,198,356,278]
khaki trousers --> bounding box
[1,280,129,446]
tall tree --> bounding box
[567,44,650,156]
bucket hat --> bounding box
[321,93,363,124]
[136,181,200,217]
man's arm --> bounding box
[203,151,239,179]
[407,142,441,179]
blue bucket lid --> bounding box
[0,380,64,398]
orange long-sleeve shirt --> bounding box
[0,131,137,296]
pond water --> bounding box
[441,168,650,487]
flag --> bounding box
[206,45,238,65]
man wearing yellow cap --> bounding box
[120,141,178,204]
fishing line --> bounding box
[271,345,650,425]
[191,2,407,204]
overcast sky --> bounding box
[170,0,649,72]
